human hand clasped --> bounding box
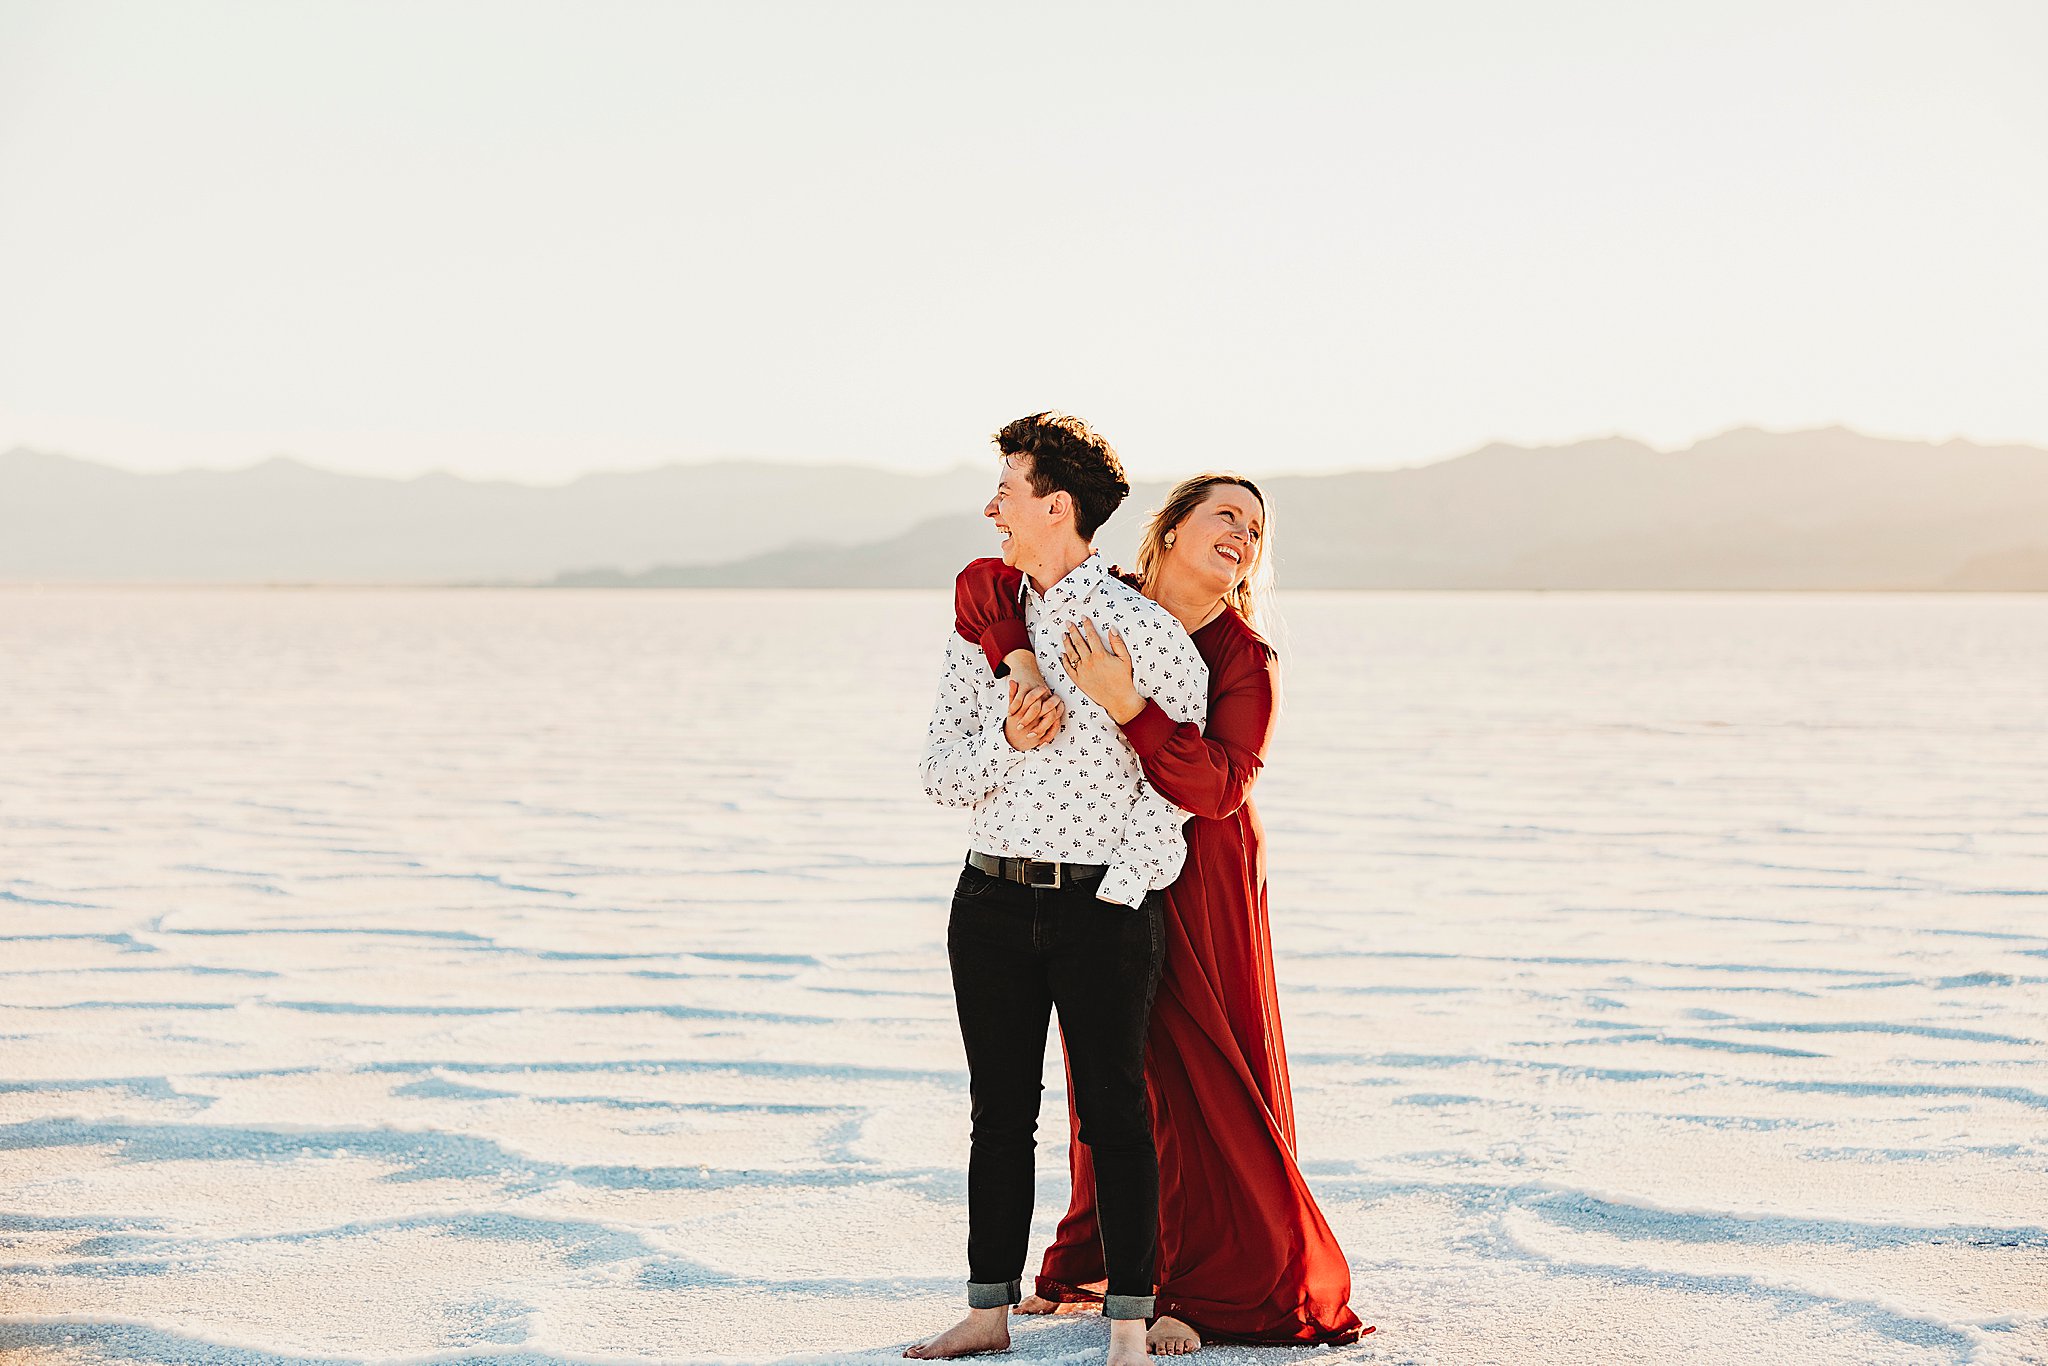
[1003,672,1064,750]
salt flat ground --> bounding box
[1,588,2045,1366]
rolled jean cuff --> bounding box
[1102,1293,1155,1321]
[966,1279,1021,1310]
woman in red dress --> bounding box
[952,474,1366,1354]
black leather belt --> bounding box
[968,850,1108,890]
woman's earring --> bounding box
[1163,531,1176,548]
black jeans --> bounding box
[945,855,1166,1320]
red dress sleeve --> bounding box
[954,557,1030,677]
[1120,631,1276,820]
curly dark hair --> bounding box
[991,412,1131,542]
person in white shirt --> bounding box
[907,413,1209,1366]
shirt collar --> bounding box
[1032,550,1108,605]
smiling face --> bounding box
[983,453,1067,569]
[1160,483,1265,596]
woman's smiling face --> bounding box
[1165,483,1264,593]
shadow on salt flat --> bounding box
[0,1118,551,1185]
[0,1321,391,1365]
[1768,1079,2048,1109]
[0,1214,169,1235]
[297,870,580,900]
[361,1057,963,1085]
[1491,1241,1983,1363]
[0,931,153,954]
[271,1211,659,1266]
[389,1075,855,1117]
[269,1001,511,1016]
[149,926,499,945]
[18,1211,659,1272]
[1541,1032,1826,1057]
[1831,972,2044,990]
[0,1118,951,1196]
[8,1259,179,1279]
[1325,947,1902,980]
[0,1077,217,1107]
[633,1261,959,1297]
[565,1004,834,1025]
[10,1057,958,1094]
[1801,1142,2041,1162]
[0,891,112,910]
[1728,1020,2037,1044]
[1519,1190,2048,1251]
[15,1001,236,1012]
[0,965,279,978]
[1287,1050,2048,1109]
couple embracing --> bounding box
[912,412,1367,1363]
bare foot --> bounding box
[1015,1293,1058,1314]
[1106,1317,1149,1366]
[903,1307,1010,1359]
[1146,1315,1201,1355]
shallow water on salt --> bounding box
[3,588,2045,1365]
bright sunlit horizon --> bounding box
[2,0,2044,484]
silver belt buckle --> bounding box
[1022,859,1062,889]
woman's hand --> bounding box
[1059,619,1145,724]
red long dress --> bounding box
[955,559,1366,1346]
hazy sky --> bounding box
[2,0,2044,483]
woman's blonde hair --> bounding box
[1131,473,1276,628]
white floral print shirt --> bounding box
[919,552,1210,908]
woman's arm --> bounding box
[954,557,1061,747]
[1121,640,1277,820]
[954,557,1032,678]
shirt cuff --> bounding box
[1118,697,1178,761]
[980,619,1033,678]
[979,725,1031,769]
[1096,862,1149,909]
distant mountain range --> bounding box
[5,427,2047,589]
[0,448,992,584]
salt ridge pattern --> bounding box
[2,588,2045,1365]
